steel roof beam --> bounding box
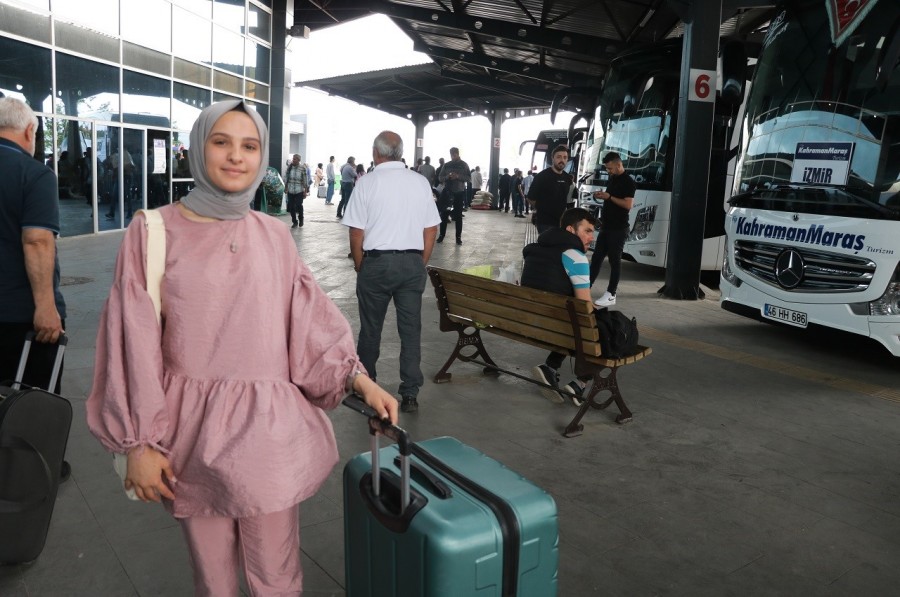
[414,44,585,87]
[436,70,557,104]
[375,1,621,57]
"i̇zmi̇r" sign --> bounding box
[790,142,855,186]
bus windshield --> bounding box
[733,1,900,216]
[603,109,669,186]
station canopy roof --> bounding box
[292,0,777,119]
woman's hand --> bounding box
[126,446,177,503]
[353,374,399,425]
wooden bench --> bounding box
[427,266,652,437]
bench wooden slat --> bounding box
[434,268,594,314]
[445,292,600,341]
[442,283,596,328]
[446,309,603,356]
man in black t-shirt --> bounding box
[526,145,574,234]
[590,152,636,307]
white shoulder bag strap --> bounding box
[114,208,166,500]
[140,208,166,324]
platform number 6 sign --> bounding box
[689,68,716,103]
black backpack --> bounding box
[595,309,639,358]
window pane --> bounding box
[55,20,119,62]
[245,81,268,103]
[247,3,270,42]
[173,6,211,65]
[212,26,243,75]
[123,42,171,77]
[174,57,212,86]
[55,53,120,121]
[122,0,172,54]
[123,70,171,127]
[10,0,49,9]
[214,91,240,103]
[173,82,210,131]
[0,37,53,111]
[213,69,243,95]
[172,0,212,18]
[54,0,118,36]
[244,40,269,83]
[213,0,245,35]
[0,3,51,44]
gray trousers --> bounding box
[356,253,427,398]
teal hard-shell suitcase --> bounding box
[342,397,558,597]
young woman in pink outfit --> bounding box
[86,100,398,596]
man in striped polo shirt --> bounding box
[520,207,597,404]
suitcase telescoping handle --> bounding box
[342,394,412,511]
[12,331,68,391]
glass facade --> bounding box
[0,0,275,237]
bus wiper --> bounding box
[728,184,900,217]
[790,184,900,217]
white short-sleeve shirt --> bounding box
[341,161,442,251]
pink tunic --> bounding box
[86,204,361,518]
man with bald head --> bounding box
[342,131,441,413]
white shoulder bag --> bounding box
[113,208,166,500]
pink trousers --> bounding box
[179,505,302,596]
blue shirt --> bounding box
[562,248,590,290]
[0,137,66,322]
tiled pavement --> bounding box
[2,198,900,596]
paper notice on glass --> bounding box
[153,139,167,174]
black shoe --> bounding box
[456,238,463,245]
[60,460,71,483]
[298,221,304,227]
[291,222,298,228]
[436,236,444,243]
[400,396,419,413]
[532,364,564,403]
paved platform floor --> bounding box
[2,198,900,596]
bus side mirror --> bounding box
[720,40,747,105]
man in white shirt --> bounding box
[469,165,483,209]
[324,155,335,205]
[342,131,442,413]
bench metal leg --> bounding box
[433,327,501,383]
[562,366,632,437]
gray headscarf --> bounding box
[181,100,269,220]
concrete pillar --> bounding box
[268,0,292,172]
[661,0,721,299]
[413,114,427,165]
[488,111,502,198]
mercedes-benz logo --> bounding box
[775,249,804,289]
[792,213,799,222]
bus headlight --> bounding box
[628,205,657,242]
[869,270,900,316]
[721,236,741,287]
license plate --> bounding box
[762,304,808,328]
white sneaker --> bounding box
[594,291,616,308]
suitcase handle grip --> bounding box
[24,330,68,347]
[343,394,412,510]
[15,332,67,391]
[342,394,410,456]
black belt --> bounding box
[364,249,423,257]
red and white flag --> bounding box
[824,0,879,46]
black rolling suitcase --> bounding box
[0,332,72,564]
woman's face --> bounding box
[204,110,262,193]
